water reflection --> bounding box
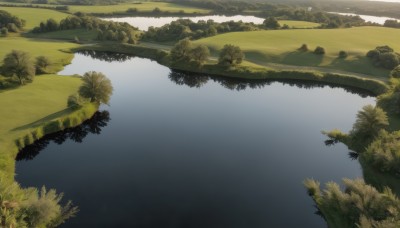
[16,111,110,161]
[168,70,375,97]
[78,50,133,62]
[77,50,375,97]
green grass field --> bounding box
[0,75,81,142]
[68,2,210,14]
[1,7,70,30]
[194,26,400,79]
[28,29,99,41]
[279,20,320,29]
[0,37,78,73]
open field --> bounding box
[27,29,99,41]
[0,37,78,73]
[68,2,210,14]
[194,26,400,79]
[279,20,320,29]
[1,7,70,30]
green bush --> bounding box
[313,46,325,55]
[391,66,400,78]
[338,50,348,58]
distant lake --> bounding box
[330,12,399,24]
[103,15,264,30]
[15,52,375,227]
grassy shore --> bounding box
[194,26,400,79]
[0,75,98,181]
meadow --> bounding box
[1,7,69,30]
[194,26,400,79]
[279,20,320,29]
[67,2,210,14]
[0,37,78,73]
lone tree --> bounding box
[78,71,113,105]
[189,45,210,67]
[170,38,192,62]
[314,46,325,55]
[218,44,244,66]
[2,50,35,85]
[35,56,51,74]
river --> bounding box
[15,52,375,227]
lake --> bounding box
[15,52,375,227]
[329,12,399,24]
[102,15,264,30]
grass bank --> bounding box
[0,75,98,182]
[76,43,389,96]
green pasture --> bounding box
[194,26,400,79]
[1,7,70,30]
[68,2,210,14]
[0,37,78,73]
[279,20,320,29]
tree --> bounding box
[218,44,244,66]
[170,38,192,62]
[2,50,35,85]
[189,45,210,67]
[35,56,51,74]
[78,71,113,105]
[391,65,400,78]
[380,52,399,70]
[350,104,389,141]
[1,27,8,36]
[298,44,308,52]
[263,17,280,29]
[338,50,348,58]
[314,46,325,55]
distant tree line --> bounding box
[142,19,260,42]
[384,19,400,29]
[0,10,25,34]
[32,14,139,43]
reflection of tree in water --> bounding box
[168,70,375,98]
[16,111,110,161]
[78,50,133,62]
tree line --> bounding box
[0,10,25,35]
[32,13,139,43]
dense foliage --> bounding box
[367,46,400,70]
[2,50,36,85]
[32,14,139,43]
[78,71,113,105]
[0,179,78,228]
[362,130,400,175]
[304,178,400,228]
[142,19,259,42]
[0,10,25,32]
[170,38,210,67]
[218,44,244,66]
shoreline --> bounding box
[75,43,389,96]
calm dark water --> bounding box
[15,53,374,228]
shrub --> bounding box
[298,44,308,52]
[338,50,348,58]
[391,66,400,78]
[35,56,51,74]
[314,46,325,55]
[218,44,245,66]
[380,52,399,70]
[1,27,8,36]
